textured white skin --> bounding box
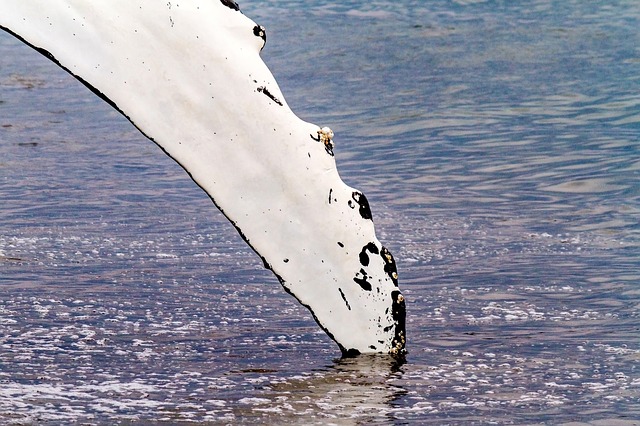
[0,0,404,354]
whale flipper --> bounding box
[0,0,406,356]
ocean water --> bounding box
[1,0,639,424]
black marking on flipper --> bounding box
[253,25,266,48]
[380,246,399,286]
[359,242,379,267]
[338,288,351,311]
[390,290,407,356]
[323,141,334,157]
[220,0,240,11]
[353,268,372,291]
[358,243,375,267]
[257,86,283,106]
[348,191,372,220]
[342,348,361,358]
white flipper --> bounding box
[0,0,405,356]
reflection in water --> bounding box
[243,356,408,423]
[1,0,639,423]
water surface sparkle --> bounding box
[1,0,639,423]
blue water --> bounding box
[1,0,639,423]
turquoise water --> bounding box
[1,0,639,423]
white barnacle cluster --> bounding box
[317,126,334,151]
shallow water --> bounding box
[1,0,639,424]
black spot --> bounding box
[324,142,334,157]
[220,0,239,11]
[353,268,372,291]
[342,348,361,358]
[337,242,344,248]
[351,191,372,220]
[380,246,399,286]
[328,188,333,204]
[253,25,266,44]
[257,86,283,106]
[369,345,377,350]
[283,258,289,263]
[338,288,351,311]
[358,242,379,267]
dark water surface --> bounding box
[1,0,639,424]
